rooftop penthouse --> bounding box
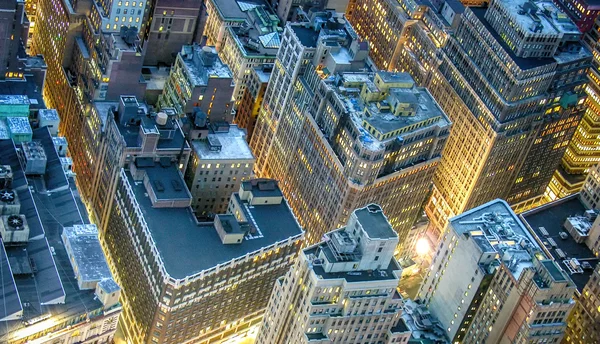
[329,72,449,152]
[227,0,282,57]
[485,0,582,58]
[121,161,303,280]
[180,45,233,87]
[191,124,254,160]
[303,204,402,283]
[450,200,572,286]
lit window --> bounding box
[159,26,163,31]
[118,1,122,5]
[132,1,136,5]
[106,24,110,29]
[115,17,119,22]
[125,1,129,5]
[163,10,166,15]
[136,17,140,22]
[113,24,118,29]
[139,2,143,6]
[129,17,133,22]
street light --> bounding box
[415,237,430,256]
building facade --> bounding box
[214,0,281,104]
[0,0,29,80]
[548,12,600,200]
[234,64,271,141]
[158,44,234,120]
[143,0,203,66]
[419,199,576,343]
[251,16,451,255]
[256,204,410,344]
[89,97,304,344]
[186,124,255,217]
[350,0,591,236]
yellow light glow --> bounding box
[416,238,430,256]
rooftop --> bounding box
[140,161,192,201]
[62,224,112,284]
[470,7,556,70]
[495,0,579,36]
[0,139,112,341]
[0,95,29,106]
[212,0,269,20]
[124,172,302,280]
[305,245,402,282]
[191,125,254,160]
[228,2,282,57]
[330,72,449,152]
[354,204,397,239]
[521,196,599,291]
[180,45,233,87]
[241,179,283,198]
[450,199,543,279]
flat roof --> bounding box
[0,239,22,321]
[355,205,398,239]
[0,95,29,106]
[192,125,254,160]
[495,0,579,35]
[521,196,599,291]
[62,225,112,283]
[290,25,319,48]
[125,173,302,279]
[470,7,556,70]
[181,45,232,87]
[143,163,192,201]
[33,127,69,192]
[0,79,45,111]
[0,140,107,339]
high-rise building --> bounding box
[0,0,29,80]
[143,0,203,65]
[251,14,451,254]
[548,13,600,200]
[185,124,255,217]
[256,204,414,344]
[350,0,590,235]
[31,0,148,226]
[89,96,304,344]
[208,0,281,104]
[158,44,234,121]
[552,0,600,32]
[234,63,271,141]
[419,199,577,343]
[563,263,600,344]
[0,127,121,344]
[520,189,600,344]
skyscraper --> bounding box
[251,13,451,254]
[548,12,600,200]
[256,204,410,344]
[349,0,591,235]
[89,96,304,344]
[158,44,234,121]
[234,63,271,141]
[419,199,576,343]
[0,0,29,80]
